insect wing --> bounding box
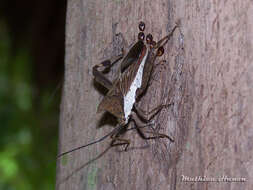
[120,41,144,73]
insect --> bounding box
[58,21,177,159]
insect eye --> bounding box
[138,32,145,41]
[146,34,153,45]
[139,21,145,32]
[157,46,164,56]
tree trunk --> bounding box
[56,0,253,189]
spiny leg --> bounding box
[109,125,131,151]
[110,137,130,151]
[131,112,174,142]
[154,24,178,49]
[93,53,124,90]
[134,101,172,122]
[134,103,174,142]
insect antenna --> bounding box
[57,124,124,158]
[155,25,178,49]
[57,122,150,158]
[58,145,113,184]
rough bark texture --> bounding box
[56,0,253,189]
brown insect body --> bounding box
[96,39,160,125]
[58,21,177,159]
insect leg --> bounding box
[134,102,172,122]
[154,25,178,49]
[131,112,174,142]
[93,53,124,90]
[110,137,130,151]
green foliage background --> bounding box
[0,20,59,190]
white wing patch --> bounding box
[123,51,148,122]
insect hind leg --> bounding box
[110,137,130,151]
[134,102,172,122]
[131,111,174,142]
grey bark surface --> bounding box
[56,0,253,189]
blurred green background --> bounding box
[0,0,66,189]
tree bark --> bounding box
[56,0,253,189]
